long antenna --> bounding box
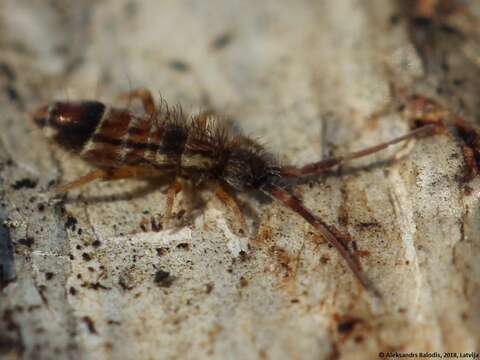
[263,183,381,297]
[281,124,436,178]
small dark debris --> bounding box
[238,250,248,262]
[156,247,169,256]
[239,276,248,288]
[118,277,133,291]
[91,240,101,248]
[150,217,162,232]
[337,317,362,334]
[440,60,449,72]
[389,13,401,25]
[154,270,175,288]
[76,245,82,250]
[82,316,98,334]
[351,240,358,252]
[124,0,137,16]
[27,304,41,312]
[85,282,110,291]
[412,16,432,27]
[463,184,473,196]
[291,299,299,303]
[65,215,78,230]
[176,243,190,250]
[453,121,480,181]
[168,60,190,72]
[3,308,19,332]
[18,237,34,248]
[320,255,330,264]
[82,253,92,262]
[439,24,461,35]
[37,285,47,292]
[5,85,23,106]
[211,33,233,49]
[37,203,45,212]
[87,267,95,272]
[205,282,214,294]
[107,319,121,325]
[0,62,16,81]
[354,335,364,343]
[0,335,23,356]
[11,178,37,190]
[354,221,381,232]
[69,287,77,296]
[45,272,54,280]
[176,209,186,219]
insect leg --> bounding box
[102,166,162,180]
[164,180,182,223]
[117,88,156,116]
[52,169,107,193]
[52,166,163,193]
[214,182,248,234]
[281,124,436,178]
[264,183,381,297]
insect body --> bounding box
[30,89,435,297]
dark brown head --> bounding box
[30,101,106,151]
[221,143,280,191]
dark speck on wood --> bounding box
[154,270,175,288]
[11,178,37,190]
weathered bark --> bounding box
[1,1,479,359]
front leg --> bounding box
[117,88,156,116]
[52,169,107,193]
[164,179,182,224]
[52,166,164,193]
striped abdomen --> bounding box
[31,101,224,174]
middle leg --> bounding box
[214,182,248,235]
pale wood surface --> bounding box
[1,1,479,359]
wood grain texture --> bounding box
[1,0,479,359]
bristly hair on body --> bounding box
[30,88,438,297]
